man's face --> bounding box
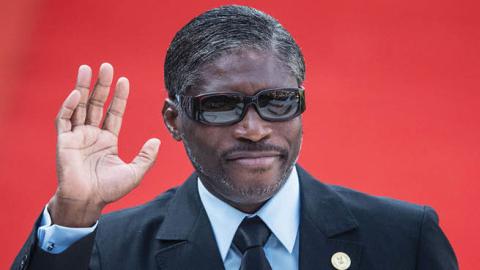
[172,49,303,212]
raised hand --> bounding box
[48,63,160,227]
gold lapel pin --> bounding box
[331,251,351,270]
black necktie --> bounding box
[233,216,272,270]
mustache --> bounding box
[220,142,289,159]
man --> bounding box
[12,5,457,270]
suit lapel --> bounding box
[297,166,363,270]
[154,173,224,270]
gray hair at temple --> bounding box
[164,5,306,99]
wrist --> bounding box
[48,194,104,227]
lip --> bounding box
[224,151,282,160]
[224,151,282,167]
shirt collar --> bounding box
[197,167,300,261]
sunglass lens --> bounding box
[199,94,244,124]
[258,90,299,120]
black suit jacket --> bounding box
[12,165,458,269]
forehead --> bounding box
[190,49,297,96]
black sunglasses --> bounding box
[175,88,306,126]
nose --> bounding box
[232,106,272,142]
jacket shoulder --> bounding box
[297,165,429,225]
[326,183,435,249]
[331,184,428,221]
[323,183,457,269]
[95,187,178,240]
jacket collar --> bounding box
[155,172,203,240]
[297,165,363,269]
[154,172,225,269]
[297,166,359,237]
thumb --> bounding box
[130,138,161,182]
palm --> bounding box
[58,126,136,205]
[53,63,160,217]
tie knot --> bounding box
[233,216,271,254]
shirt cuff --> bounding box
[37,205,98,254]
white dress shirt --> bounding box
[197,167,301,270]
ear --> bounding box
[162,98,182,141]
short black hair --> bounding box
[164,5,305,99]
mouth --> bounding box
[224,151,283,168]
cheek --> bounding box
[182,124,226,161]
[283,120,303,152]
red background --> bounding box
[1,0,478,268]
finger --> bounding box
[129,138,161,184]
[103,77,129,136]
[56,90,81,135]
[71,65,92,127]
[85,63,114,126]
